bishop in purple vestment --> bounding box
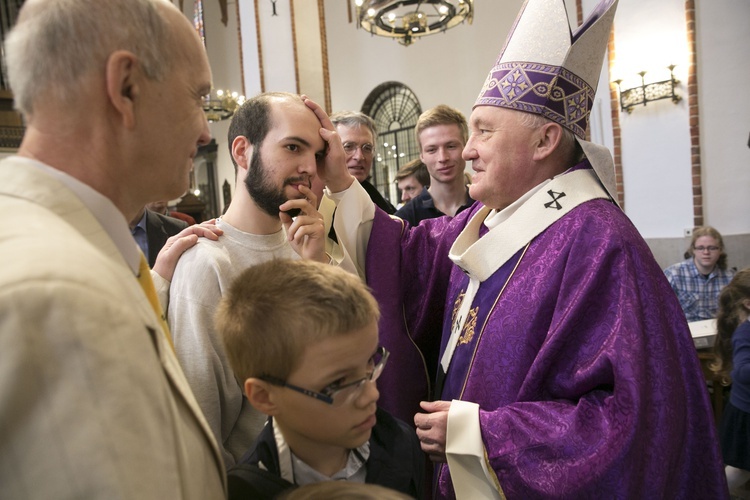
[307,0,728,497]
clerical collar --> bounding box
[483,165,582,230]
[483,177,552,230]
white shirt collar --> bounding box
[270,417,369,486]
[16,156,141,273]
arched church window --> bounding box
[362,82,422,204]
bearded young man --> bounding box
[168,92,332,468]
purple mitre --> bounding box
[475,0,620,203]
[476,63,594,139]
[475,0,618,140]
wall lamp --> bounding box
[613,65,681,113]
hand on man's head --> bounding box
[302,96,354,193]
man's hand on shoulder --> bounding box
[152,220,224,281]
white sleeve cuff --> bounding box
[446,400,503,499]
[323,181,375,280]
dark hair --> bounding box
[227,92,301,168]
[711,268,750,385]
[395,159,430,187]
[684,226,728,270]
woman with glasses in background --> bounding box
[665,226,736,322]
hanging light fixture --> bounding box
[202,89,246,122]
[354,0,473,47]
[193,0,244,121]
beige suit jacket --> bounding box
[0,158,226,499]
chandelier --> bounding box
[192,0,245,122]
[202,89,246,122]
[354,0,473,47]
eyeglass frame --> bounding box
[342,141,375,156]
[258,346,389,406]
[694,245,721,252]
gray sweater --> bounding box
[168,219,299,468]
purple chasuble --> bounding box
[365,167,728,499]
[366,208,468,425]
[439,248,524,401]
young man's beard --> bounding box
[244,148,310,217]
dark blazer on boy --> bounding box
[227,407,424,499]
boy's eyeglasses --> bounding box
[259,346,389,406]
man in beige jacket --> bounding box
[0,0,225,497]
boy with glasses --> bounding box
[216,259,424,499]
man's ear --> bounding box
[532,122,563,161]
[231,136,253,174]
[245,378,278,416]
[105,50,140,130]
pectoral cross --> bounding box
[544,189,566,210]
[452,312,464,338]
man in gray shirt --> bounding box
[169,92,331,467]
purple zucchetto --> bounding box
[476,0,620,199]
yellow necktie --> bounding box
[137,254,175,352]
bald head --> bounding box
[4,0,213,220]
[5,0,184,118]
